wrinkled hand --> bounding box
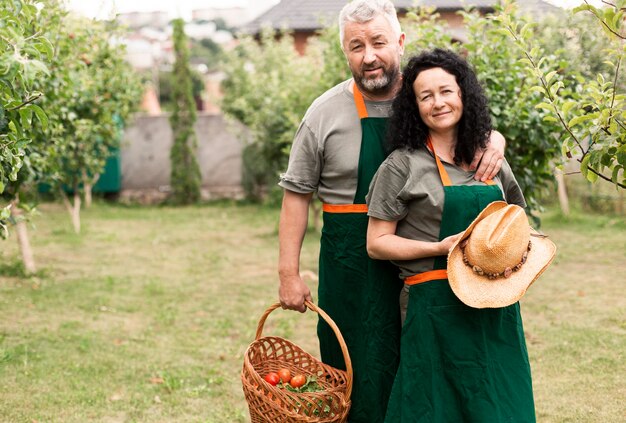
[279,274,312,313]
[439,232,462,254]
[470,131,506,181]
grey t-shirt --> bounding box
[278,79,393,204]
[366,146,526,279]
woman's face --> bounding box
[413,67,463,134]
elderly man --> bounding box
[277,1,505,421]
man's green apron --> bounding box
[318,83,403,423]
[384,139,535,422]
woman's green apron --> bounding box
[384,140,535,422]
[318,84,403,423]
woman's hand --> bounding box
[439,232,462,254]
[471,130,506,181]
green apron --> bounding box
[318,83,403,423]
[384,140,536,422]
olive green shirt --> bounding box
[366,146,526,280]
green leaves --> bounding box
[0,0,52,200]
[574,0,626,39]
[0,0,142,236]
[221,27,328,201]
[30,104,48,131]
[499,0,625,189]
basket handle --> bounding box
[254,300,353,401]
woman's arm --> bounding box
[367,217,461,261]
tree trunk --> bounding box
[555,170,570,216]
[10,200,36,274]
[84,183,93,209]
[82,169,99,209]
[61,188,82,234]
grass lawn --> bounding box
[0,201,624,422]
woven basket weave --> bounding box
[241,301,352,423]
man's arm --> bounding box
[278,189,314,312]
[471,130,506,181]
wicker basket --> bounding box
[241,301,353,423]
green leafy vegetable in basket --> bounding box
[280,376,335,416]
[280,375,323,393]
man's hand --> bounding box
[279,273,312,313]
[470,130,506,181]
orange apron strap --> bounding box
[352,82,368,119]
[426,136,496,186]
[405,269,448,285]
[322,203,369,213]
[426,136,453,187]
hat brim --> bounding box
[447,201,557,308]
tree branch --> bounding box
[584,0,626,39]
[577,157,626,188]
[7,93,42,111]
[600,1,626,11]
[514,40,585,155]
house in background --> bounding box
[239,0,561,54]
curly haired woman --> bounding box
[366,49,535,422]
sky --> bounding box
[66,0,279,21]
[66,0,604,21]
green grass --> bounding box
[0,201,624,422]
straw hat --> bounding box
[447,201,556,309]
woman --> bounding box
[366,49,535,422]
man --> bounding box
[277,1,505,421]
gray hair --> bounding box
[338,0,402,47]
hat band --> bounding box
[459,238,532,279]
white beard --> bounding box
[360,74,391,92]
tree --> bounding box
[33,11,142,233]
[191,37,224,72]
[169,18,202,204]
[1,1,140,272]
[221,29,324,202]
[312,25,352,91]
[1,0,53,272]
[158,68,205,111]
[497,0,625,189]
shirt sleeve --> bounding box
[498,159,527,208]
[278,120,321,194]
[366,153,410,221]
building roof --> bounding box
[239,0,356,33]
[239,0,560,35]
[414,0,497,10]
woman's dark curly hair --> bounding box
[386,48,492,166]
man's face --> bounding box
[342,14,405,98]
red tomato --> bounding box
[290,374,306,388]
[264,372,280,386]
[277,368,291,383]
